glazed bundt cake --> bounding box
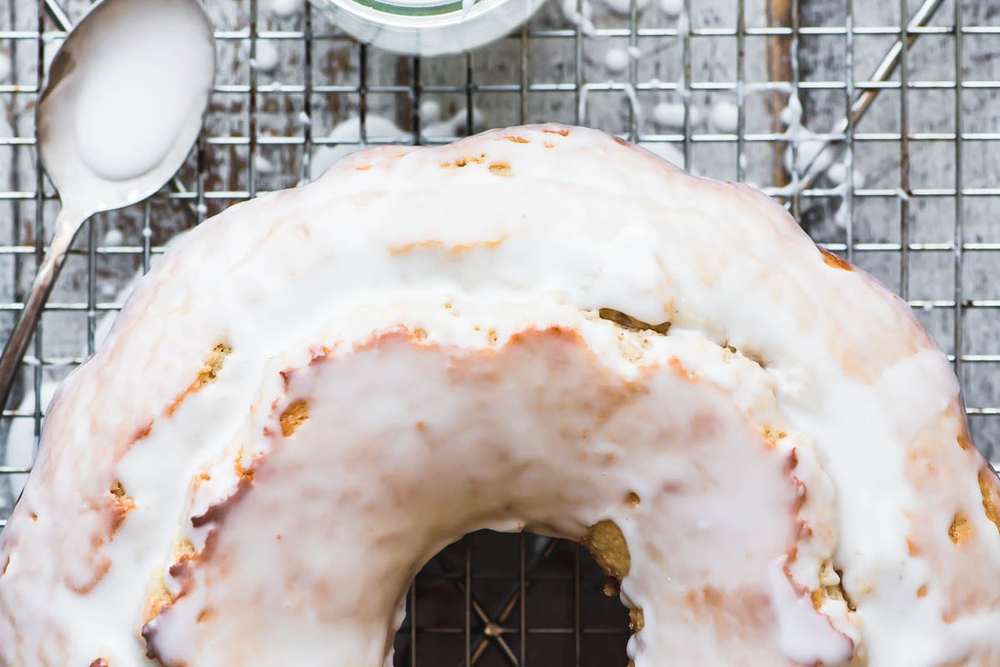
[1,125,999,666]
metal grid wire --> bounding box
[0,0,998,664]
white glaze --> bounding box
[103,227,125,247]
[708,100,739,133]
[418,99,442,124]
[774,95,842,195]
[37,0,214,217]
[783,128,827,176]
[251,39,281,72]
[769,558,853,664]
[1,125,998,667]
[659,0,682,16]
[780,104,796,127]
[3,382,57,501]
[423,107,482,138]
[827,162,865,188]
[4,273,142,500]
[268,0,306,18]
[602,0,650,16]
[660,88,705,128]
[253,154,276,175]
[0,50,10,83]
[689,104,704,127]
[653,101,686,128]
[636,141,683,168]
[604,47,630,73]
[559,0,596,34]
[309,114,408,180]
[826,161,847,185]
[311,109,480,181]
[69,2,213,183]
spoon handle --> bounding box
[0,207,89,412]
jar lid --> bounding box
[310,0,547,56]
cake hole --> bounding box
[832,567,857,612]
[440,154,486,168]
[142,573,174,626]
[392,531,630,666]
[196,343,231,386]
[626,491,641,507]
[719,340,771,369]
[174,538,196,560]
[583,519,630,579]
[916,584,928,598]
[741,349,768,369]
[819,247,853,271]
[130,419,154,445]
[957,430,973,451]
[488,161,512,177]
[389,240,445,256]
[108,480,136,535]
[949,512,973,544]
[235,451,255,483]
[166,342,233,417]
[978,468,1000,534]
[279,400,310,437]
[761,426,787,444]
[628,607,645,632]
[598,308,671,336]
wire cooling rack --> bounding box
[0,0,998,665]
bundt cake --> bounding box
[1,124,998,666]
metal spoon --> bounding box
[0,0,215,408]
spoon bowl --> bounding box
[0,0,215,408]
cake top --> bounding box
[1,125,998,666]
